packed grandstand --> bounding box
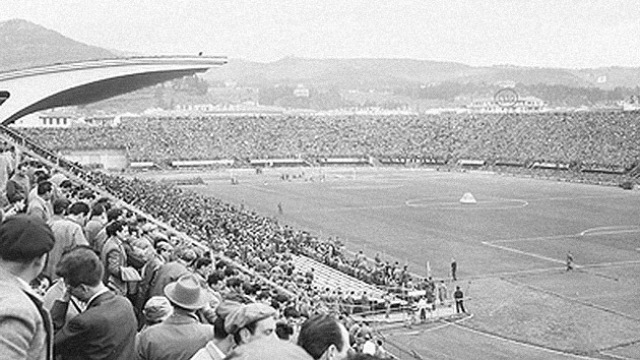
[17,110,640,183]
[1,109,639,359]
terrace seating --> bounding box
[292,254,387,299]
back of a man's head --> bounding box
[90,203,105,218]
[55,246,104,287]
[69,202,90,217]
[37,181,53,196]
[105,220,126,238]
[298,315,347,360]
[52,198,71,215]
[106,208,124,223]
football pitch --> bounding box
[141,167,640,359]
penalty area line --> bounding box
[482,241,566,265]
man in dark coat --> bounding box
[52,246,137,359]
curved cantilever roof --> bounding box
[0,56,227,124]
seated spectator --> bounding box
[52,246,137,359]
[298,314,352,360]
[137,274,215,360]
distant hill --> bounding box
[1,19,638,111]
[2,19,639,90]
[0,19,115,72]
[204,58,640,90]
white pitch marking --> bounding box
[451,323,604,360]
[490,226,640,244]
[405,197,528,210]
[482,241,567,265]
[490,234,577,244]
[580,226,640,236]
[599,351,640,360]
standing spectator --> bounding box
[44,201,89,280]
[93,207,125,256]
[149,247,195,297]
[0,215,55,360]
[100,220,132,296]
[27,181,54,223]
[52,246,137,359]
[416,296,428,322]
[297,314,352,360]
[224,303,277,346]
[437,280,448,306]
[453,286,467,314]
[450,258,457,281]
[0,146,14,207]
[5,162,31,205]
[135,238,166,318]
[137,274,215,360]
[84,203,107,251]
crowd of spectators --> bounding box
[11,108,629,357]
[0,143,399,358]
[17,111,640,170]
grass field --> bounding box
[139,167,640,359]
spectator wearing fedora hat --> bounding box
[0,215,55,360]
[137,274,215,360]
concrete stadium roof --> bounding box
[0,56,227,125]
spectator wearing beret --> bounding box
[0,214,55,360]
[137,274,215,360]
[224,302,277,346]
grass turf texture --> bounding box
[137,167,640,358]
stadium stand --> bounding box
[7,109,640,358]
[12,111,640,186]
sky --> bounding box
[2,0,640,68]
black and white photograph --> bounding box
[1,1,639,359]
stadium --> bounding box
[1,7,640,360]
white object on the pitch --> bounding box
[459,192,477,204]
